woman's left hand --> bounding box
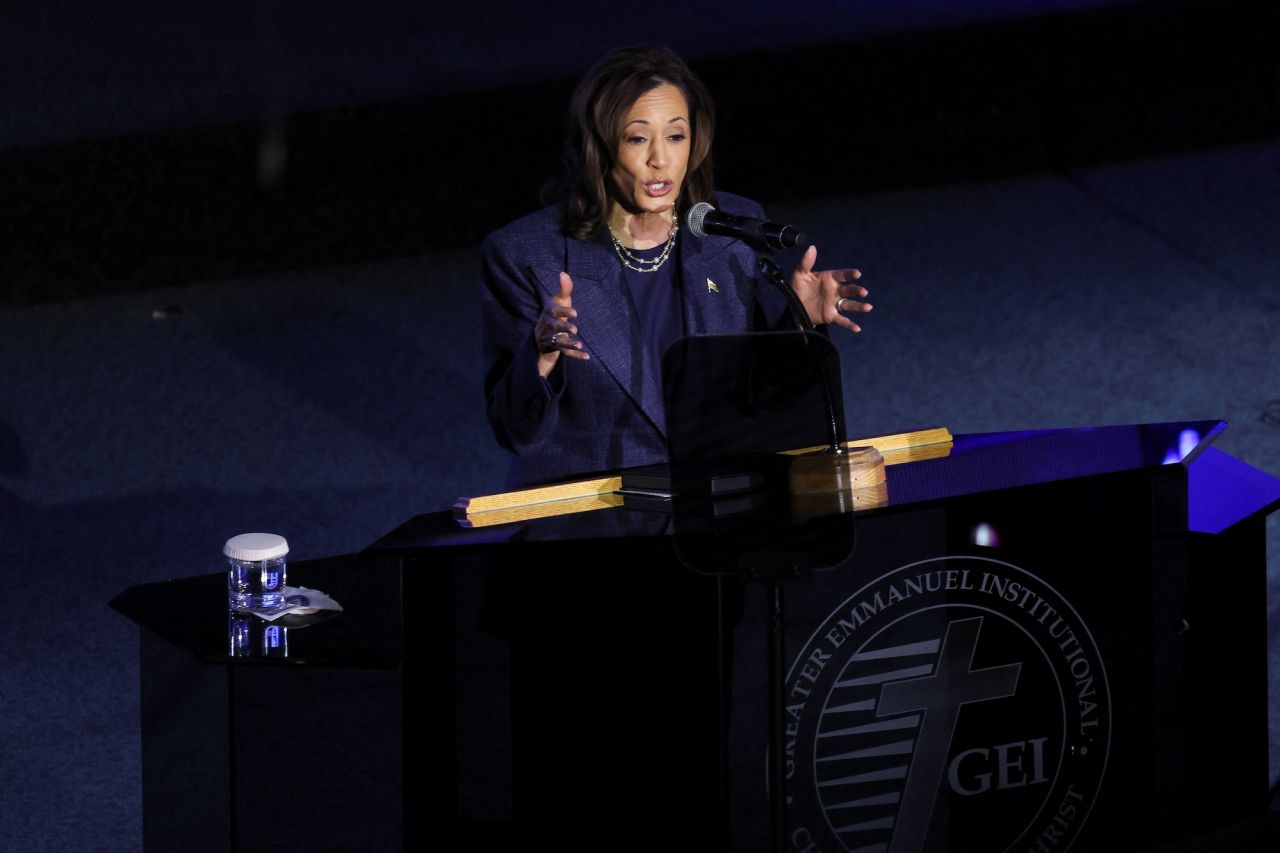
[790,245,871,333]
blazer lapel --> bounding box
[679,228,755,337]
[532,234,667,437]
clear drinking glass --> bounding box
[225,532,289,611]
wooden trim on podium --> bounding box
[780,426,954,459]
[454,475,624,515]
[454,427,952,525]
[455,492,625,528]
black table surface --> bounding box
[110,552,406,666]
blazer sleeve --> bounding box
[480,230,566,454]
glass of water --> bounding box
[225,532,289,611]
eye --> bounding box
[626,135,647,145]
[667,133,687,143]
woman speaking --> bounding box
[482,45,871,487]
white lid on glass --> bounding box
[223,532,289,561]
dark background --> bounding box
[2,1,1278,849]
[5,0,1277,309]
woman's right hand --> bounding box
[534,272,589,377]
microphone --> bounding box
[685,201,808,251]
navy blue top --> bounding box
[620,239,684,393]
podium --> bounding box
[113,420,1280,851]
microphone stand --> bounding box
[757,254,845,457]
[754,253,854,852]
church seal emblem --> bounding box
[783,555,1110,852]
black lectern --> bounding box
[113,420,1280,852]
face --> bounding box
[608,83,690,218]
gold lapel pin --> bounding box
[706,278,719,293]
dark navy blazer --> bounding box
[481,192,791,487]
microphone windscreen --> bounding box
[686,201,714,237]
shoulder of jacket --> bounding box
[712,191,765,219]
[482,204,567,259]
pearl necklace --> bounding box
[609,210,678,273]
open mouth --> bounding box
[644,181,672,198]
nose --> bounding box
[648,140,668,170]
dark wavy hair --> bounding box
[547,45,717,240]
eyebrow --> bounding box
[624,116,689,128]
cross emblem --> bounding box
[878,617,1021,853]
